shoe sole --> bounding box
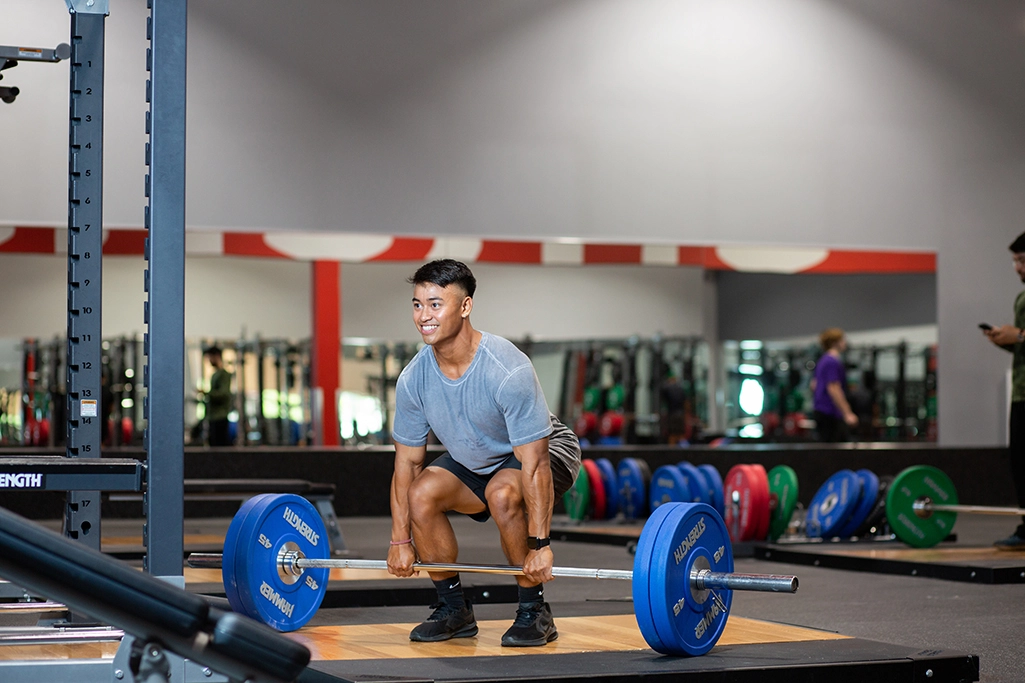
[501,630,558,647]
[409,624,479,643]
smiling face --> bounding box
[412,282,472,346]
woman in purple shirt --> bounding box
[811,328,858,442]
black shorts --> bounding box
[428,451,576,523]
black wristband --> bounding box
[527,536,551,550]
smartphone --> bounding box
[979,323,994,331]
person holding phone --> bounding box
[982,232,1025,549]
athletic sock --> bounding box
[518,583,544,606]
[433,575,466,609]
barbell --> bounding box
[912,502,1025,516]
[886,465,1025,548]
[194,493,799,656]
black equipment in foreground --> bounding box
[0,505,316,683]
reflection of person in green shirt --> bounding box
[201,346,233,446]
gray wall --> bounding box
[717,272,937,342]
[5,0,1025,444]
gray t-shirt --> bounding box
[392,332,577,477]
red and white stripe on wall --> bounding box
[0,225,935,274]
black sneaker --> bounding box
[409,602,478,642]
[501,602,558,647]
[993,533,1025,551]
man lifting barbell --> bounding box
[387,260,583,646]
[194,496,798,656]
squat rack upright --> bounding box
[62,0,187,580]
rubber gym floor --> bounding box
[4,510,1018,682]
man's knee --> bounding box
[407,472,447,519]
[486,481,523,520]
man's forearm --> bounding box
[391,445,424,540]
[390,470,413,540]
[518,440,553,538]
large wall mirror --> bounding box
[0,227,935,447]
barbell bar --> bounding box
[190,553,798,594]
[912,502,1025,517]
[208,494,799,656]
[0,601,65,613]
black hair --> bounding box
[1010,232,1025,254]
[407,259,477,297]
[204,346,222,357]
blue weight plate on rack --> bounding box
[630,501,679,654]
[617,458,648,520]
[677,461,710,504]
[643,502,733,656]
[698,464,725,517]
[805,470,861,539]
[232,494,331,631]
[649,465,688,512]
[595,458,619,519]
[222,493,276,616]
[836,469,880,538]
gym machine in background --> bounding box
[185,337,314,447]
[180,335,712,448]
[1,333,940,448]
[3,334,394,448]
[723,339,938,443]
[542,336,709,447]
[185,336,415,447]
[0,336,143,448]
[16,338,63,448]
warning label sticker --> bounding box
[81,399,98,417]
